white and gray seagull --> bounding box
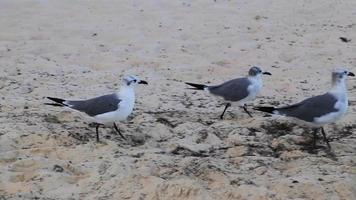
[185,66,271,119]
[45,75,148,142]
[254,69,354,148]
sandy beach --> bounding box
[0,0,355,199]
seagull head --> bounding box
[332,68,355,84]
[248,66,272,77]
[123,75,148,87]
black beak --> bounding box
[348,72,355,77]
[262,72,272,75]
[138,80,148,84]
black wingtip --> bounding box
[253,106,276,114]
[185,82,207,90]
[46,97,67,106]
[44,103,65,107]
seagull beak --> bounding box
[262,72,272,75]
[347,72,355,77]
[138,80,148,84]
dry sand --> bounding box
[0,0,356,199]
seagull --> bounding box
[254,69,355,149]
[185,66,271,119]
[45,75,148,142]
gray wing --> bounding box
[207,77,251,101]
[276,93,338,122]
[67,93,121,117]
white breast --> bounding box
[314,91,348,125]
[94,87,136,124]
[238,76,262,105]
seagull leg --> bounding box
[220,103,231,119]
[321,127,331,149]
[113,123,126,140]
[95,123,101,142]
[312,128,318,149]
[242,105,253,118]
